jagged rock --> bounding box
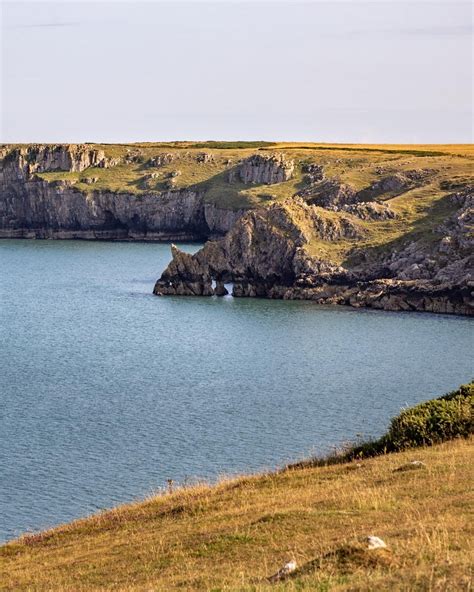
[147,153,175,167]
[303,179,358,207]
[153,193,473,315]
[124,149,144,164]
[196,152,214,163]
[302,162,324,184]
[97,157,121,169]
[341,202,396,221]
[154,198,362,296]
[235,153,294,185]
[82,177,98,185]
[155,244,214,296]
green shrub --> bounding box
[288,382,473,470]
[385,390,473,450]
[350,381,473,459]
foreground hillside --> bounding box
[1,440,472,591]
[1,381,472,591]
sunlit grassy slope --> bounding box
[1,436,472,591]
[20,142,474,263]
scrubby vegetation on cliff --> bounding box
[1,383,472,591]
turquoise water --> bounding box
[0,240,472,542]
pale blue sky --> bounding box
[1,1,472,143]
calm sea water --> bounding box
[0,240,472,542]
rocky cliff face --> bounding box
[154,197,360,296]
[0,145,243,240]
[3,145,107,176]
[228,153,295,184]
[154,192,474,316]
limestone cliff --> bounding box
[228,153,294,184]
[0,145,243,240]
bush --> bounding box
[289,382,473,470]
[385,385,473,450]
[350,381,473,459]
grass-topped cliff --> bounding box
[1,142,473,249]
[1,383,472,591]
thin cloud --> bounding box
[9,22,82,29]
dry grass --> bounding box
[1,438,472,591]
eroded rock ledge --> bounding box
[154,193,474,316]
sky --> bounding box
[1,0,472,143]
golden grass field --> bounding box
[1,437,472,591]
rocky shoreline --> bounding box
[154,193,473,316]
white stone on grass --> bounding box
[367,536,387,550]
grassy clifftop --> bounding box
[1,384,472,591]
[23,142,472,265]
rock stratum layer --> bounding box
[1,142,473,314]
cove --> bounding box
[0,239,472,542]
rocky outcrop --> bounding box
[154,193,473,316]
[154,198,362,296]
[147,153,175,167]
[229,153,295,184]
[299,168,436,218]
[341,202,396,221]
[196,152,214,164]
[303,180,358,208]
[3,145,106,176]
[302,163,324,184]
[357,169,436,201]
